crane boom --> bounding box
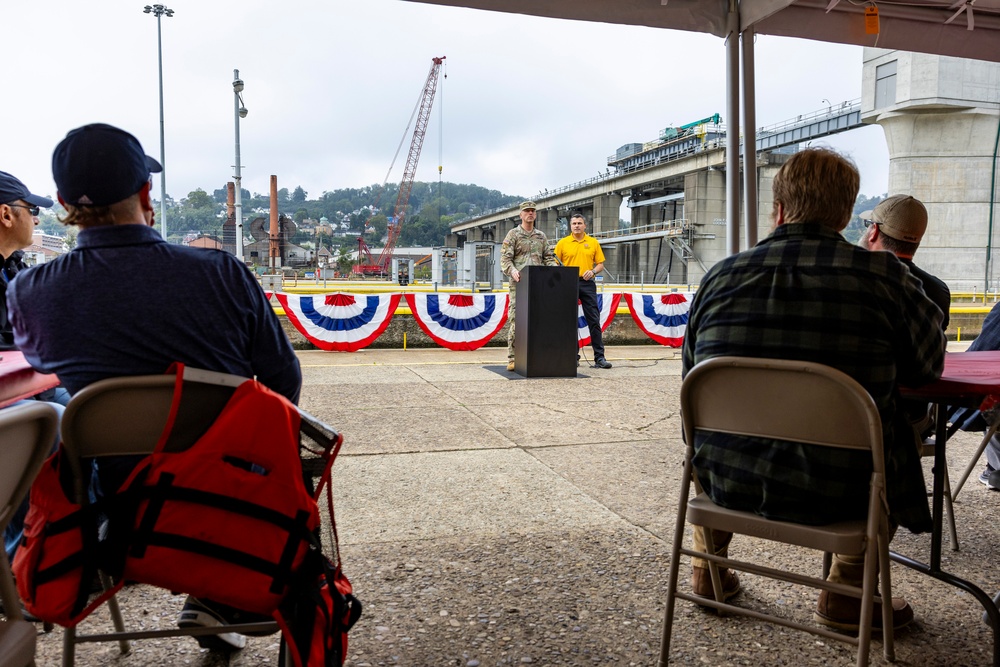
[355,56,446,276]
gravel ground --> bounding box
[25,345,1000,666]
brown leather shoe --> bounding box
[506,361,515,372]
[814,590,914,633]
[691,566,741,602]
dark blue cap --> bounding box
[52,123,162,207]
[0,171,53,208]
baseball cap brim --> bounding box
[859,209,875,221]
[22,192,54,208]
[146,156,163,174]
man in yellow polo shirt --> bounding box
[554,212,612,369]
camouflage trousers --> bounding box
[506,285,517,361]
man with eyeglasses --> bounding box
[859,195,950,330]
[0,171,51,351]
[0,171,68,588]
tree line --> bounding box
[35,180,521,249]
[35,184,885,249]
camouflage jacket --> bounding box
[500,225,557,276]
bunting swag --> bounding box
[277,292,401,352]
[577,293,622,348]
[623,292,694,347]
[405,293,509,351]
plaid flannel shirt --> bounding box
[682,223,945,532]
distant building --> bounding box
[315,216,334,236]
[316,244,332,267]
[244,213,313,268]
[187,234,222,250]
[21,243,61,266]
[32,231,66,253]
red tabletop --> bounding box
[0,351,60,409]
[902,350,1000,403]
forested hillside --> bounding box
[36,181,521,248]
[36,184,884,249]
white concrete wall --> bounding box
[863,49,1000,290]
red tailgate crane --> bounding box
[355,56,446,276]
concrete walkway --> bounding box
[33,344,1000,666]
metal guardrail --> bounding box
[451,99,863,228]
[754,98,860,138]
[593,219,689,241]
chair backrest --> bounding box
[60,368,247,461]
[0,402,60,533]
[681,356,884,475]
[0,401,59,639]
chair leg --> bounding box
[62,626,76,667]
[657,461,696,667]
[942,464,960,551]
[105,593,131,656]
[951,426,998,501]
[98,571,132,656]
[701,527,726,611]
[878,528,895,662]
[855,546,878,667]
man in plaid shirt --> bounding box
[682,148,945,632]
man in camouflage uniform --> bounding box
[499,201,557,371]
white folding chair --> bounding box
[0,402,60,667]
[659,357,895,667]
[57,369,284,667]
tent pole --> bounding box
[741,25,758,249]
[726,2,741,255]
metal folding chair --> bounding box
[0,402,60,667]
[659,357,895,667]
[949,414,1000,501]
[58,368,334,667]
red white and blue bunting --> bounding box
[577,293,621,348]
[623,292,694,347]
[405,293,509,351]
[276,292,400,352]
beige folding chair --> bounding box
[0,402,60,667]
[658,357,895,667]
[949,414,1000,501]
[57,368,289,667]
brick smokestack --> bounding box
[226,182,235,221]
[269,175,279,270]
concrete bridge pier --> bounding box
[863,49,1000,291]
[538,208,560,240]
[592,193,623,235]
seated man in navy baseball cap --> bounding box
[0,171,53,351]
[0,171,68,578]
[8,123,301,652]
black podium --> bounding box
[513,265,578,378]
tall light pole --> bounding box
[144,4,173,240]
[233,70,248,263]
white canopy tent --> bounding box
[402,0,1000,252]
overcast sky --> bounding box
[3,0,889,208]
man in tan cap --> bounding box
[499,201,557,371]
[859,194,950,330]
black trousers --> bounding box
[578,279,605,360]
